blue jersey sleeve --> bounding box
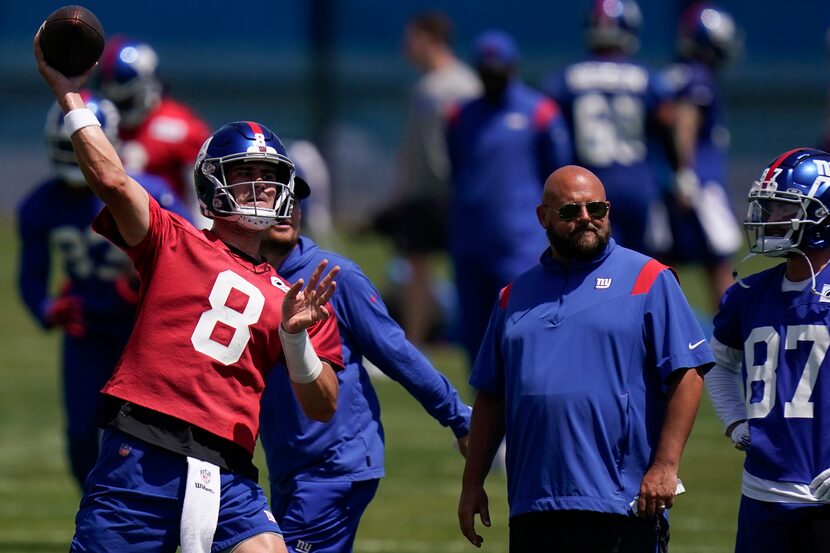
[469,287,508,394]
[16,196,53,327]
[643,270,715,381]
[335,265,471,438]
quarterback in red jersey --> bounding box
[36,30,341,553]
[98,37,211,205]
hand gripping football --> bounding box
[38,5,105,77]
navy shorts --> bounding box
[270,478,380,553]
[736,496,830,553]
[70,428,280,552]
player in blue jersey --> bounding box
[707,148,830,553]
[662,2,742,310]
[446,29,571,367]
[16,92,189,488]
[542,0,676,257]
[259,185,472,553]
[458,165,712,552]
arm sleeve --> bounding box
[16,205,53,327]
[337,266,471,437]
[705,336,747,432]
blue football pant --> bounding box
[270,478,380,553]
[62,332,128,486]
[71,428,280,552]
[736,496,830,553]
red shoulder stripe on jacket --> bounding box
[499,282,513,309]
[631,259,673,295]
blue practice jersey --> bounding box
[663,60,728,183]
[471,239,713,517]
[17,173,189,337]
[542,55,671,208]
[446,81,571,259]
[259,237,471,485]
[713,265,830,489]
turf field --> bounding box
[0,217,755,552]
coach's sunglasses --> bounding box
[544,201,609,221]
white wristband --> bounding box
[64,108,101,136]
[279,325,323,384]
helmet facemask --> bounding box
[744,181,830,257]
[199,156,296,231]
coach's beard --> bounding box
[548,224,610,262]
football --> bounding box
[38,5,105,77]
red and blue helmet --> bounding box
[746,148,830,256]
[97,36,162,128]
[677,3,741,67]
[45,90,120,186]
[586,0,642,55]
[194,121,309,230]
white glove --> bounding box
[810,468,830,501]
[730,421,751,451]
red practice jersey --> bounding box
[93,196,343,454]
[119,97,211,200]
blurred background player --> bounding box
[373,11,481,347]
[16,91,188,488]
[446,29,571,369]
[259,182,471,553]
[285,138,334,247]
[97,36,212,224]
[662,2,742,311]
[542,0,676,258]
[706,148,830,553]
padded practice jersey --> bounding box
[471,239,713,517]
[713,265,830,499]
[119,97,211,200]
[93,196,343,454]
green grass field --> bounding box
[0,217,754,552]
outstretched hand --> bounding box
[281,260,339,334]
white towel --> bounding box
[181,456,221,553]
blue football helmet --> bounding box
[194,121,307,230]
[45,90,120,186]
[586,0,642,54]
[98,36,162,128]
[677,3,740,67]
[745,148,830,257]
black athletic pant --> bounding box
[509,510,669,553]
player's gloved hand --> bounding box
[809,468,830,501]
[44,295,85,337]
[675,167,701,209]
[729,421,751,451]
